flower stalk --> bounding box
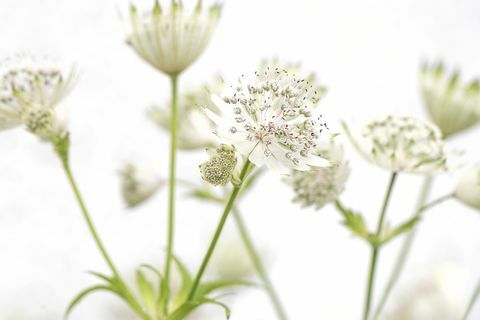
[164,73,179,312]
[363,172,397,320]
[462,278,480,320]
[232,208,288,320]
[187,160,253,301]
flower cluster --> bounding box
[149,75,224,150]
[199,144,238,186]
[0,55,75,139]
[343,115,449,174]
[420,61,480,137]
[284,139,349,209]
[126,0,222,75]
[206,65,330,173]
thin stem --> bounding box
[462,278,480,320]
[61,157,121,278]
[232,208,288,320]
[363,172,398,320]
[372,177,456,320]
[187,160,253,301]
[60,155,146,318]
[164,73,179,309]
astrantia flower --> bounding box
[454,165,480,210]
[119,163,163,208]
[148,75,224,150]
[205,66,330,173]
[126,0,221,75]
[343,115,449,174]
[0,54,75,139]
[284,139,350,209]
[420,61,480,137]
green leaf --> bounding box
[136,269,158,315]
[335,201,380,246]
[379,216,420,245]
[188,187,223,204]
[198,279,256,296]
[171,255,193,308]
[64,285,119,319]
[168,298,231,320]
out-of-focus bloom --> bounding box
[420,61,480,138]
[205,64,330,173]
[211,230,256,280]
[126,1,222,75]
[454,164,480,210]
[343,115,449,174]
[199,144,237,186]
[119,163,163,208]
[284,139,350,209]
[385,263,467,320]
[148,75,224,150]
[0,54,75,139]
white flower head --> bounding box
[148,75,224,150]
[205,64,330,173]
[454,164,480,210]
[343,115,449,174]
[420,61,480,137]
[284,138,350,210]
[119,163,163,208]
[126,0,222,75]
[0,54,76,139]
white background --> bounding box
[0,0,479,319]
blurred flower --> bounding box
[148,75,224,150]
[454,164,480,210]
[0,54,75,139]
[211,230,256,281]
[420,61,480,138]
[385,263,467,320]
[343,115,449,174]
[126,0,222,75]
[119,163,163,208]
[205,64,329,173]
[199,144,237,186]
[284,138,350,209]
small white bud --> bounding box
[454,165,480,210]
[199,144,237,186]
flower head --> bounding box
[0,54,75,139]
[199,144,237,186]
[205,64,330,173]
[343,115,449,174]
[119,163,163,208]
[454,165,480,210]
[148,75,224,150]
[284,139,350,209]
[420,61,480,137]
[126,0,221,75]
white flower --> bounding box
[284,139,350,209]
[126,1,221,75]
[119,163,163,208]
[0,54,75,139]
[205,65,330,173]
[343,115,449,174]
[148,75,224,150]
[420,61,480,137]
[454,164,480,210]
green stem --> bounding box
[363,172,398,320]
[59,155,146,318]
[462,278,480,320]
[372,176,433,320]
[164,73,179,310]
[232,208,288,320]
[187,160,253,301]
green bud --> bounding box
[199,144,237,186]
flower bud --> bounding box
[199,144,237,186]
[454,165,480,209]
